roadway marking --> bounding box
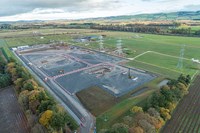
[133,60,183,74]
[127,50,197,76]
[63,54,92,66]
[53,62,114,79]
[191,70,199,80]
[129,50,191,61]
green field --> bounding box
[190,26,200,31]
[128,51,197,78]
[76,86,117,116]
[1,28,200,131]
[83,31,200,78]
[2,29,200,79]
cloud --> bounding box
[0,0,120,16]
[183,4,200,11]
[0,0,200,21]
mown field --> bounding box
[83,31,200,79]
[0,28,96,38]
[162,75,200,133]
[3,29,199,79]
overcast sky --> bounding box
[0,0,200,21]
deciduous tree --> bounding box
[39,110,53,127]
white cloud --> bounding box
[0,0,200,21]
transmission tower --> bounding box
[116,38,123,56]
[177,45,186,69]
[99,35,104,51]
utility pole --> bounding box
[177,45,186,69]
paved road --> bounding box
[13,51,94,133]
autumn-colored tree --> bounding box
[131,106,143,113]
[148,115,164,130]
[129,126,144,133]
[147,108,160,118]
[39,110,53,127]
[160,107,171,121]
[16,66,31,80]
[10,68,17,81]
[110,123,129,133]
[138,119,155,133]
[29,90,40,102]
[38,91,48,102]
[123,116,133,126]
[167,102,176,112]
[18,90,30,110]
[23,79,39,91]
[29,100,40,114]
[177,82,188,95]
[14,78,24,92]
[6,62,15,71]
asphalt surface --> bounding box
[14,51,94,133]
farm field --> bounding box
[0,86,29,133]
[0,28,97,38]
[178,26,200,33]
[2,29,200,79]
[162,75,200,133]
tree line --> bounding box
[100,74,191,133]
[91,24,200,36]
[5,57,78,133]
[0,51,12,88]
[91,24,163,34]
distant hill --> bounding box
[1,11,200,24]
[93,11,200,21]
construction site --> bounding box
[15,44,155,97]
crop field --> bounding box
[162,75,200,133]
[0,87,29,133]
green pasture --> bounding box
[130,52,197,78]
[2,29,200,79]
[5,34,72,47]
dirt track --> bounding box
[162,75,200,133]
[0,86,29,133]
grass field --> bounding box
[1,28,199,78]
[128,51,197,78]
[190,26,200,31]
[0,28,96,38]
[96,89,155,131]
[76,86,117,116]
[1,28,200,131]
[81,31,200,78]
